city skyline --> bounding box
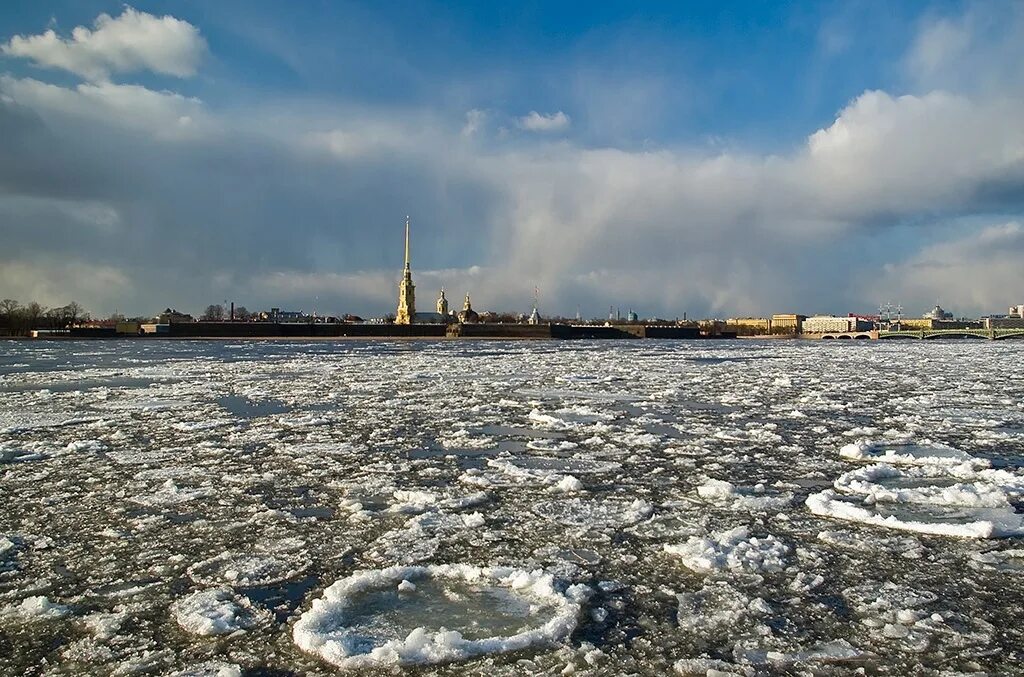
[1,2,1023,318]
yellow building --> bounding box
[771,314,806,333]
[899,318,935,330]
[395,216,416,324]
[726,317,772,335]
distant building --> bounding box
[626,309,638,322]
[726,317,772,335]
[771,314,806,333]
[985,316,1024,329]
[395,216,416,325]
[924,305,954,320]
[803,315,872,333]
[157,308,194,324]
[1010,305,1024,318]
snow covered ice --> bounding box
[1,339,1024,674]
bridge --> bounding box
[816,331,877,340]
[878,328,1024,340]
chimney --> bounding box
[230,302,235,321]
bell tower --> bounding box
[436,288,448,317]
[395,216,416,324]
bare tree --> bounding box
[25,302,45,330]
[0,299,19,334]
[234,306,251,321]
[201,304,225,321]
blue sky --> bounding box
[1,1,1022,318]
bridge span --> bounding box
[878,328,1024,341]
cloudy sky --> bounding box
[1,1,1022,319]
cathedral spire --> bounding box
[395,215,416,324]
[403,215,411,270]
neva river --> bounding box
[1,339,1023,676]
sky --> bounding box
[1,1,1023,320]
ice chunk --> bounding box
[807,490,1024,538]
[552,475,584,493]
[834,463,1022,507]
[0,595,71,622]
[167,662,243,677]
[694,479,794,512]
[293,564,583,669]
[187,549,309,587]
[130,479,215,507]
[532,498,652,529]
[170,588,270,636]
[839,441,987,467]
[664,526,790,574]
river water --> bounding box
[1,339,1022,675]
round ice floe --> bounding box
[806,490,1024,538]
[293,564,587,669]
[171,588,270,636]
[187,550,310,587]
[532,498,653,528]
[694,479,794,512]
[664,526,790,575]
[833,463,1023,507]
[839,441,987,468]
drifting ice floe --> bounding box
[292,564,587,669]
[664,526,790,574]
[0,595,71,622]
[806,490,1024,538]
[842,581,994,652]
[675,580,771,638]
[694,478,794,512]
[532,497,653,528]
[187,549,309,587]
[167,662,243,677]
[171,588,270,636]
[839,441,988,467]
[130,479,216,507]
[833,463,1024,507]
[969,548,1024,574]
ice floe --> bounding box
[806,489,1024,538]
[293,564,586,669]
[171,588,270,636]
[532,497,653,528]
[694,478,794,512]
[0,595,71,622]
[187,549,309,587]
[664,526,790,574]
[839,440,989,467]
[833,463,1024,507]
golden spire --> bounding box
[404,215,410,270]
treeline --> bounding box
[0,299,90,336]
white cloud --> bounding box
[0,75,205,137]
[906,16,973,81]
[2,7,206,81]
[518,110,571,132]
[461,108,486,137]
